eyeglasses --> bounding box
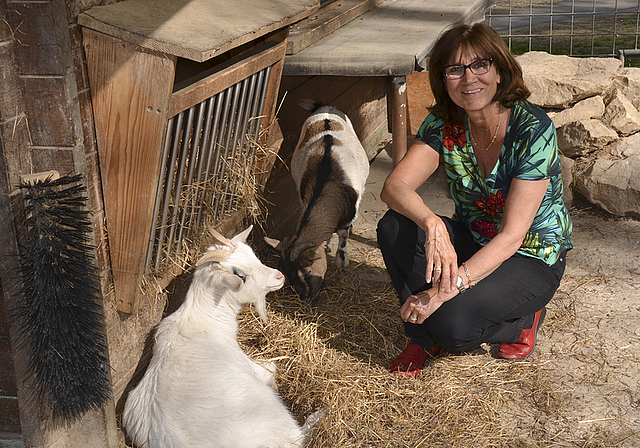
[443,59,493,80]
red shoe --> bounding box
[497,308,546,360]
[389,343,441,378]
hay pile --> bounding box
[235,243,590,448]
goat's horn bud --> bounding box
[196,249,230,266]
[206,222,234,249]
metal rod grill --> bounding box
[147,66,271,271]
[486,0,640,59]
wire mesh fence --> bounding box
[485,0,640,65]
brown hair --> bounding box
[428,22,531,124]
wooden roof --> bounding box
[283,0,493,76]
[78,0,320,62]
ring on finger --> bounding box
[434,266,442,271]
[410,316,418,322]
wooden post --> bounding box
[83,28,176,314]
[391,75,407,166]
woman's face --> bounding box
[444,48,501,115]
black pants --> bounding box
[377,210,566,352]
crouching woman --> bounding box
[377,22,573,378]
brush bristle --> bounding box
[17,174,111,421]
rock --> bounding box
[604,88,640,135]
[517,52,621,108]
[560,154,574,206]
[551,96,605,129]
[576,133,640,218]
[612,67,640,111]
[603,131,640,159]
[576,155,640,218]
[557,119,618,157]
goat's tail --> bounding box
[298,98,325,113]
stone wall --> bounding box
[516,52,640,218]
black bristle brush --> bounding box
[17,173,111,421]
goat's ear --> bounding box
[233,225,253,244]
[220,273,243,292]
[263,236,282,251]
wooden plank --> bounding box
[287,0,387,55]
[0,397,21,434]
[258,37,287,148]
[254,118,284,190]
[21,77,75,147]
[283,0,493,76]
[406,70,434,135]
[83,28,176,314]
[78,0,319,62]
[168,39,287,118]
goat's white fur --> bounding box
[123,226,318,447]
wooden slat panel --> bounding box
[83,28,176,314]
[168,39,287,118]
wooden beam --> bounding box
[168,39,287,118]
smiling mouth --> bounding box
[463,88,483,94]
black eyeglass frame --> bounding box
[443,59,494,80]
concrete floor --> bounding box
[348,146,454,245]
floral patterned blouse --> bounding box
[416,100,573,266]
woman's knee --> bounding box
[376,210,400,246]
[377,210,417,253]
[429,308,483,352]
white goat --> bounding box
[265,100,370,302]
[123,226,320,448]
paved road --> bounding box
[486,0,640,32]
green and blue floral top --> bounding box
[416,100,573,266]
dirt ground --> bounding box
[342,148,640,446]
[541,206,640,443]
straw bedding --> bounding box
[121,207,639,447]
[232,237,636,448]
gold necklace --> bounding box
[468,109,505,151]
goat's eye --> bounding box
[233,267,247,282]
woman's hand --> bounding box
[401,287,458,324]
[423,218,458,293]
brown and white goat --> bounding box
[123,226,321,448]
[265,100,369,302]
